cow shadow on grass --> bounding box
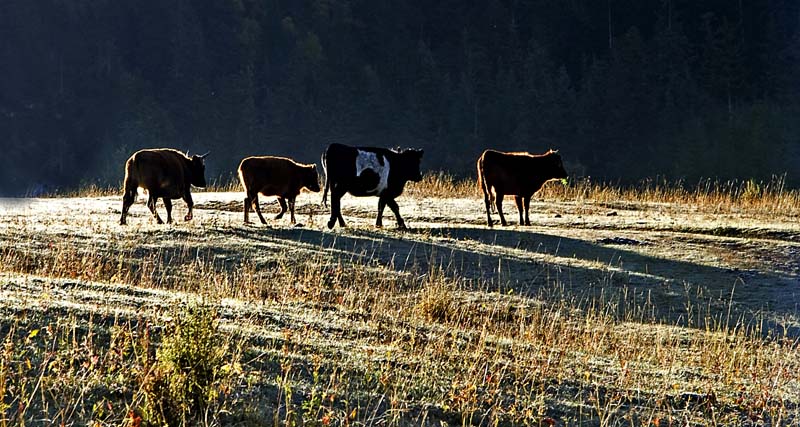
[226,223,799,336]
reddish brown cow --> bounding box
[120,148,208,225]
[477,149,567,227]
[238,156,321,225]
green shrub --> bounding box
[139,302,237,426]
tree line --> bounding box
[1,0,798,196]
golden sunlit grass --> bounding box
[60,172,800,219]
[1,233,798,425]
[406,171,480,199]
[409,172,800,216]
[36,183,119,198]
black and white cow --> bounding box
[321,143,424,229]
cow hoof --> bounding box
[184,215,193,221]
[327,220,336,229]
[294,223,304,228]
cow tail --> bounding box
[122,158,137,198]
[477,155,493,207]
[321,151,329,208]
[237,164,246,191]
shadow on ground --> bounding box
[217,223,799,336]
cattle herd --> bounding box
[119,144,568,228]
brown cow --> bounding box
[120,148,208,225]
[477,149,567,227]
[238,156,321,225]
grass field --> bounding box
[0,175,799,426]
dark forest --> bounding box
[1,0,799,196]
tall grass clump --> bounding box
[406,171,480,198]
[33,182,119,198]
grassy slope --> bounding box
[0,181,798,426]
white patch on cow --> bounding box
[355,150,390,195]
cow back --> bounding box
[479,149,567,197]
[323,143,422,198]
[239,156,319,197]
[126,149,196,198]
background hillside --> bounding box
[1,0,799,195]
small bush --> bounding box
[138,302,240,426]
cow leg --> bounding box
[327,187,346,229]
[147,195,163,224]
[495,193,507,226]
[483,190,493,227]
[183,191,194,221]
[514,196,524,225]
[327,192,338,229]
[523,196,531,226]
[243,195,251,223]
[120,186,137,225]
[336,196,347,227]
[288,197,297,224]
[252,194,267,224]
[376,197,387,228]
[386,199,406,229]
[163,198,173,224]
[276,197,287,220]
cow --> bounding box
[321,143,423,229]
[477,149,567,227]
[119,148,208,225]
[237,156,321,225]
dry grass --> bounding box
[2,172,798,424]
[56,172,800,219]
[406,171,480,199]
[35,183,119,198]
[409,172,800,216]
[0,234,798,425]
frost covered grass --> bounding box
[0,231,798,425]
[0,175,798,425]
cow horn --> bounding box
[199,151,210,159]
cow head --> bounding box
[305,164,321,192]
[189,152,209,188]
[400,149,424,182]
[547,150,568,179]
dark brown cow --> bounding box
[120,148,208,225]
[477,149,567,227]
[238,156,321,225]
